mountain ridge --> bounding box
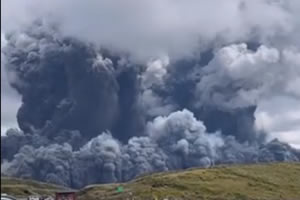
[2,162,300,200]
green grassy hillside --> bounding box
[2,163,300,200]
[77,163,300,200]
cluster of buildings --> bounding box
[1,191,76,200]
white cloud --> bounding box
[1,0,298,60]
[141,56,169,89]
[255,96,300,149]
[196,43,300,110]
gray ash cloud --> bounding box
[1,22,300,188]
[2,22,144,143]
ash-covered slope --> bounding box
[1,22,300,188]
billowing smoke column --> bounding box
[2,22,144,143]
[1,22,300,188]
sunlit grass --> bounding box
[77,162,300,200]
[2,162,300,200]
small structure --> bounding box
[40,196,54,200]
[116,186,124,193]
[27,196,40,200]
[55,191,76,200]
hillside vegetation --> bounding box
[2,162,300,200]
[1,176,68,197]
[77,163,300,200]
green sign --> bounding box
[117,186,124,193]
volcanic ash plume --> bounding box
[1,22,300,188]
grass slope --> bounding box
[1,176,68,197]
[2,163,300,200]
[77,163,300,200]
